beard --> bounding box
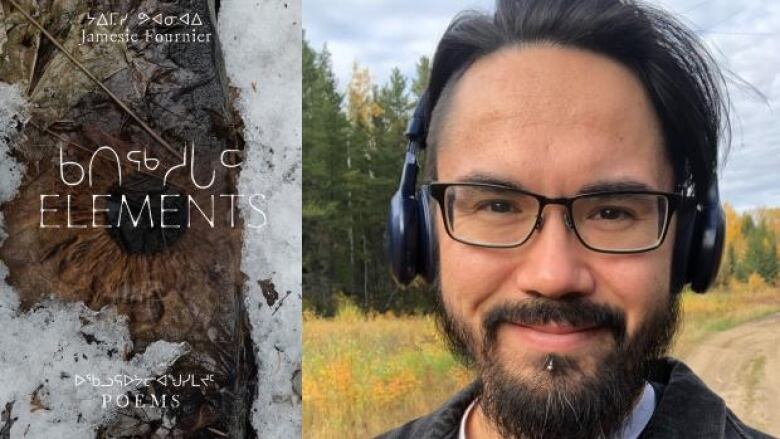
[435,289,681,439]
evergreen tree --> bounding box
[759,230,778,284]
[741,214,755,236]
[719,243,737,286]
[302,38,351,313]
[411,56,431,100]
[742,219,779,285]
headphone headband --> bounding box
[406,91,428,144]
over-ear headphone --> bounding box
[387,92,725,293]
[679,180,726,293]
[387,93,436,284]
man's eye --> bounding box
[590,207,634,221]
[476,200,517,213]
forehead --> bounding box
[435,45,672,193]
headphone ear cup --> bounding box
[388,189,420,285]
[688,204,726,293]
[671,203,696,294]
[417,187,438,283]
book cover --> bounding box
[0,0,301,437]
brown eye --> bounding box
[476,199,518,214]
[2,151,253,437]
[589,207,633,221]
[106,174,188,255]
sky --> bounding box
[303,0,780,211]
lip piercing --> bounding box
[545,355,555,372]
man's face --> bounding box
[434,45,680,438]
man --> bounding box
[382,0,773,438]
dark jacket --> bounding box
[376,358,776,439]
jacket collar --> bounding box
[640,358,730,438]
[382,358,738,439]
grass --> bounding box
[672,283,780,356]
[302,301,473,438]
[303,286,780,439]
[743,355,767,411]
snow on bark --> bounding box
[0,84,26,216]
[218,0,302,436]
[0,299,188,438]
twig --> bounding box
[206,427,229,437]
[7,0,183,161]
[26,32,41,95]
[271,290,293,316]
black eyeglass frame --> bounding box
[425,182,688,254]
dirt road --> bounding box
[682,313,780,436]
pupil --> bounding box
[491,202,511,212]
[601,208,620,219]
[105,174,187,255]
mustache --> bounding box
[482,297,627,350]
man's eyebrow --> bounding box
[455,173,531,191]
[578,180,656,194]
[454,174,657,194]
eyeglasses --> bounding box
[425,182,686,254]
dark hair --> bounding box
[423,0,729,202]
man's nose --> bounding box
[513,206,595,299]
